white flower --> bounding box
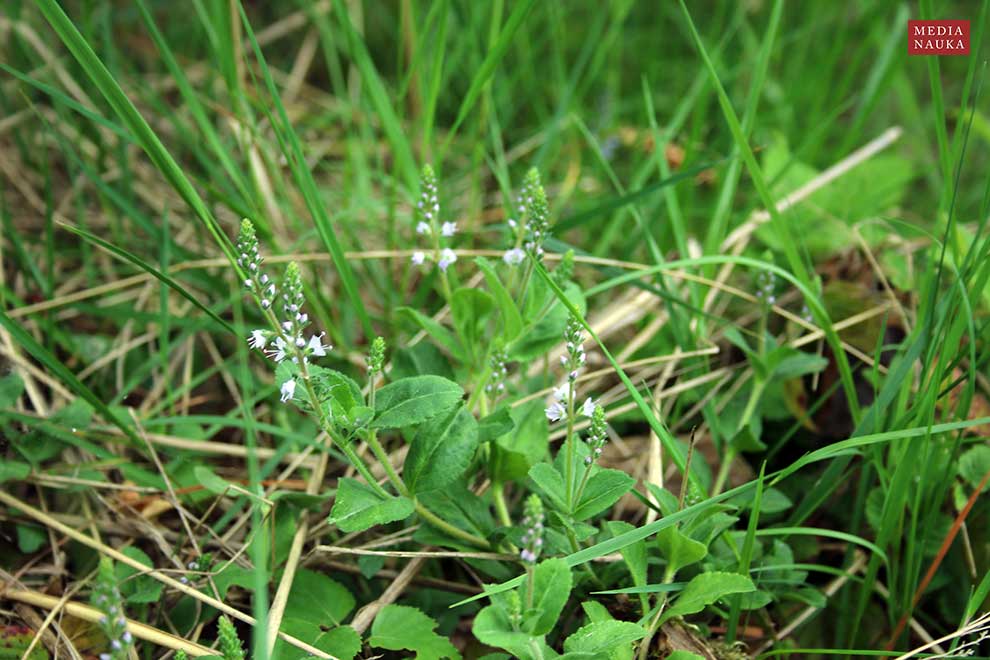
[280,378,296,403]
[545,401,566,422]
[307,332,332,357]
[411,251,426,265]
[416,221,431,235]
[438,248,457,272]
[441,221,457,237]
[582,397,597,417]
[248,329,268,349]
[267,337,289,362]
[552,383,569,402]
[502,248,526,266]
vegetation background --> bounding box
[0,0,988,658]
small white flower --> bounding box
[416,221,431,235]
[582,397,597,417]
[508,219,517,229]
[280,378,296,403]
[438,248,457,272]
[308,332,332,357]
[267,337,289,362]
[411,251,426,265]
[545,401,566,422]
[248,329,268,349]
[552,383,569,402]
[502,248,526,266]
[441,221,457,237]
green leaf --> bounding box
[451,288,495,361]
[573,469,635,520]
[115,546,163,604]
[369,604,461,660]
[528,463,567,512]
[283,569,355,626]
[328,478,414,532]
[523,558,572,635]
[473,604,542,660]
[372,376,464,429]
[405,405,479,493]
[0,460,30,484]
[666,652,705,660]
[17,525,45,554]
[193,465,232,496]
[660,572,755,624]
[310,366,364,422]
[491,400,548,482]
[959,444,990,489]
[272,619,361,660]
[656,525,707,577]
[562,620,645,656]
[476,257,524,341]
[0,372,24,408]
[478,407,515,443]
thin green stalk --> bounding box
[365,430,409,497]
[414,501,490,548]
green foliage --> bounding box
[372,376,464,429]
[5,2,990,658]
[328,477,415,532]
[369,605,461,660]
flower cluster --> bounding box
[237,220,333,405]
[755,270,777,306]
[519,494,545,563]
[237,219,274,309]
[504,168,551,265]
[583,404,608,465]
[545,315,595,423]
[91,557,133,660]
[485,349,509,397]
[411,165,458,272]
[561,315,586,381]
[367,336,386,375]
[217,616,246,660]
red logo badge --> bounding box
[908,20,970,55]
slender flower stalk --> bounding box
[91,557,132,660]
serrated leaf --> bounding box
[562,620,645,655]
[523,558,572,635]
[369,604,461,660]
[310,366,364,421]
[573,469,635,520]
[405,405,479,493]
[328,477,414,532]
[283,569,355,626]
[391,342,456,380]
[372,376,463,429]
[660,572,755,624]
[451,288,495,361]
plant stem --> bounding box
[339,443,391,498]
[564,380,576,510]
[493,481,512,527]
[365,430,408,497]
[414,501,490,548]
